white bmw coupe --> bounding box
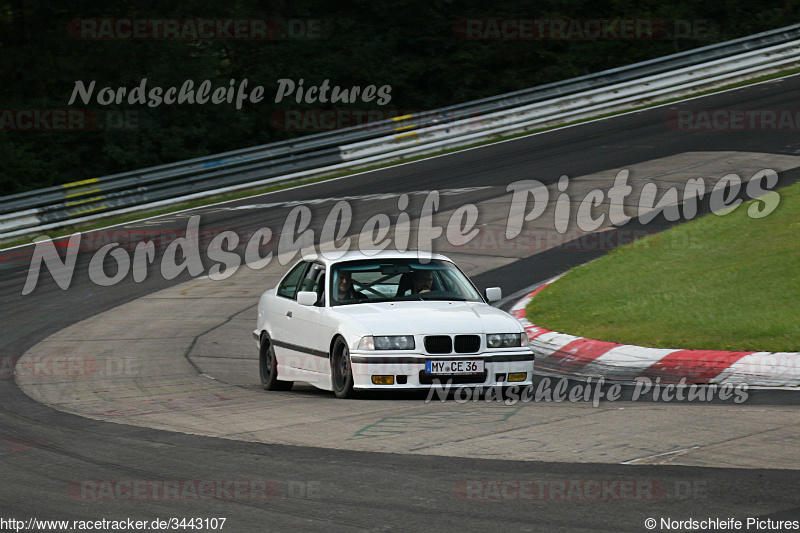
[254,250,534,398]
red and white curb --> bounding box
[512,278,800,388]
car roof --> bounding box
[300,249,452,267]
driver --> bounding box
[336,271,367,301]
[411,270,433,294]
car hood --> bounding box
[331,301,522,335]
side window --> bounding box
[277,261,308,299]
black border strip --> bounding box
[272,339,329,358]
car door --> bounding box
[269,260,310,375]
[286,262,328,381]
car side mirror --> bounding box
[485,287,502,303]
[297,291,318,306]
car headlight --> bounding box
[487,333,528,348]
[358,335,415,350]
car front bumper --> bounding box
[348,351,535,389]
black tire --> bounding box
[259,333,293,391]
[331,337,354,399]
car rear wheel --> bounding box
[331,338,354,399]
[260,333,293,391]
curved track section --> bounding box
[17,188,794,468]
[15,210,800,467]
[4,75,800,529]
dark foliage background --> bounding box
[0,0,796,195]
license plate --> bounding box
[425,360,484,375]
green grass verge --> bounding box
[526,182,800,353]
[3,65,800,251]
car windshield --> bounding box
[330,259,484,306]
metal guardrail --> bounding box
[3,23,800,238]
[340,38,800,162]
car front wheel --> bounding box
[259,333,293,391]
[331,338,354,399]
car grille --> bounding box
[424,336,452,354]
[454,335,480,353]
[424,335,481,354]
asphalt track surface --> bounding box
[2,76,800,531]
